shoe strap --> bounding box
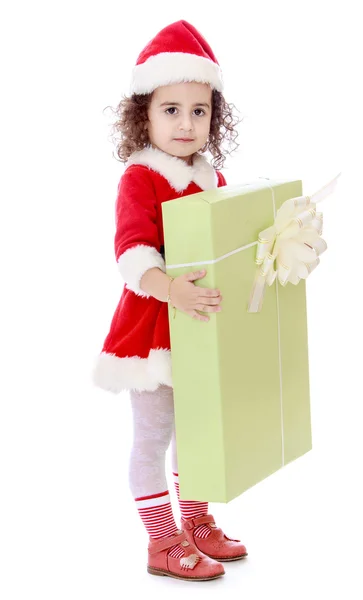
[148,531,187,555]
[183,514,215,530]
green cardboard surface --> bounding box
[162,180,312,502]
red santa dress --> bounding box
[92,146,226,393]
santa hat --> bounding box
[130,20,223,95]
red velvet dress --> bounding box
[93,146,226,393]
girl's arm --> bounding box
[140,166,227,302]
[116,166,223,321]
[115,167,165,299]
[140,168,227,316]
[140,267,170,302]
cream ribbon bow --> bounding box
[248,173,341,313]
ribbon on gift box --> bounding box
[247,172,341,313]
[166,173,341,312]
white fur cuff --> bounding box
[117,244,166,297]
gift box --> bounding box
[162,179,313,503]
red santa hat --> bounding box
[130,20,223,95]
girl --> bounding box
[93,20,247,581]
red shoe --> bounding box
[147,529,225,581]
[181,514,248,562]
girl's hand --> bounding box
[170,270,222,323]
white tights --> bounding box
[129,385,178,498]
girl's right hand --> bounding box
[169,270,222,323]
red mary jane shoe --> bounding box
[181,514,248,562]
[147,529,225,581]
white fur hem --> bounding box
[92,349,173,393]
[130,52,223,95]
[117,244,166,297]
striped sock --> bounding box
[135,490,184,558]
[173,473,211,539]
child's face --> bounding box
[146,82,212,163]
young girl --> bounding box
[93,20,247,581]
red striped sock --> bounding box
[135,491,184,558]
[173,473,211,539]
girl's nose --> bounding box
[179,115,193,132]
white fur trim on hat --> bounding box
[117,244,166,297]
[127,146,218,192]
[92,349,173,393]
[130,52,223,95]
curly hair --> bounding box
[103,90,241,170]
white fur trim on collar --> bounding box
[127,146,218,192]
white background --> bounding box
[1,1,362,598]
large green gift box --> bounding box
[162,180,312,503]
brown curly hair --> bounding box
[103,90,241,170]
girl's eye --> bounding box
[165,107,206,116]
